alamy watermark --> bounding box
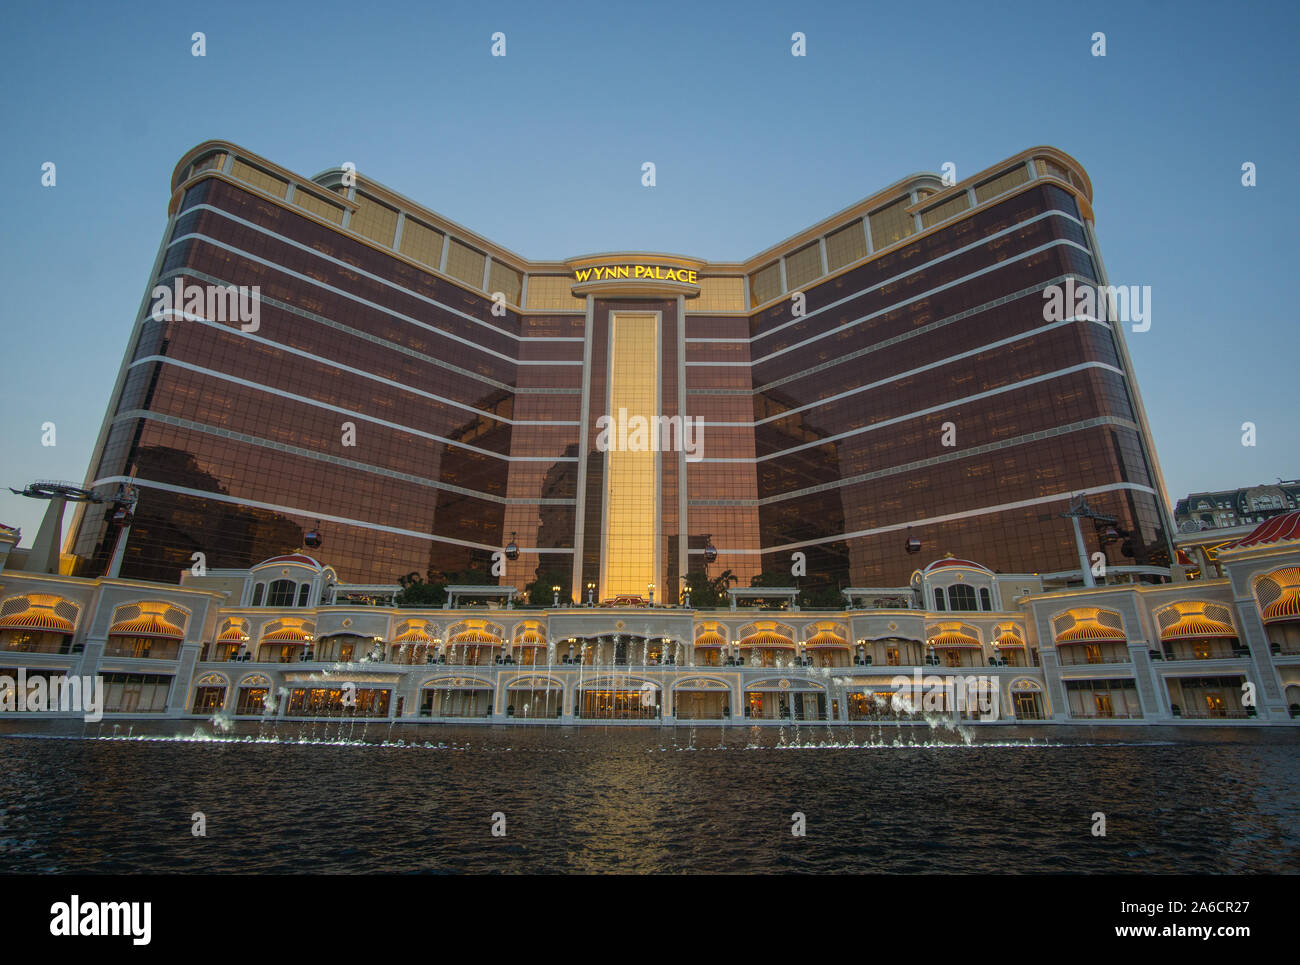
[888,671,1000,721]
[0,670,103,723]
[1043,278,1150,332]
[151,279,261,332]
[594,408,703,462]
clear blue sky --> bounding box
[1,0,1297,543]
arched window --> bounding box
[296,584,311,607]
[251,583,265,607]
[948,584,977,611]
[266,580,297,607]
[979,587,992,611]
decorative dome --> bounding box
[922,557,992,574]
[255,554,323,569]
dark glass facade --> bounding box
[71,144,1173,596]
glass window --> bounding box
[974,165,1030,203]
[749,262,782,306]
[825,220,867,270]
[230,158,287,198]
[266,580,297,607]
[350,193,399,247]
[868,196,915,250]
[784,242,822,291]
[948,584,978,610]
[920,192,971,228]
[399,217,444,268]
[296,584,311,607]
[251,583,264,607]
[445,239,487,288]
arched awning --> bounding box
[738,631,795,649]
[1158,605,1236,641]
[262,626,312,643]
[928,628,981,648]
[1053,608,1126,646]
[1055,623,1124,645]
[804,629,848,648]
[694,629,725,648]
[218,623,249,642]
[395,625,435,644]
[515,629,546,648]
[449,629,503,646]
[1256,568,1300,624]
[994,627,1025,649]
[109,612,185,639]
[0,598,76,634]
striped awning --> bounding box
[804,630,848,648]
[218,624,249,642]
[516,629,546,647]
[395,626,435,644]
[694,630,725,648]
[0,603,74,634]
[109,612,184,639]
[1055,623,1125,645]
[739,631,794,649]
[449,629,503,645]
[994,631,1026,649]
[262,626,311,643]
[1262,586,1300,624]
[1160,613,1236,641]
[928,629,981,649]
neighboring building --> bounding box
[7,514,1299,726]
[67,141,1174,600]
[1175,481,1300,533]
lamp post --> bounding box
[683,584,692,609]
[587,582,595,606]
[552,584,560,607]
[647,583,655,607]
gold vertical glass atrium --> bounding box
[601,313,660,598]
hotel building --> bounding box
[67,140,1174,603]
[3,517,1299,725]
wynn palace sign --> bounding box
[572,264,699,284]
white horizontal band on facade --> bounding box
[689,236,1095,369]
[157,267,518,395]
[175,201,585,344]
[114,409,575,507]
[699,316,1112,429]
[737,416,1141,505]
[127,355,578,464]
[693,481,1159,556]
[91,475,576,556]
[166,230,582,369]
[747,208,1085,346]
[152,309,579,430]
[697,361,1127,463]
[748,272,1096,396]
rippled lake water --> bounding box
[2,725,1297,873]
